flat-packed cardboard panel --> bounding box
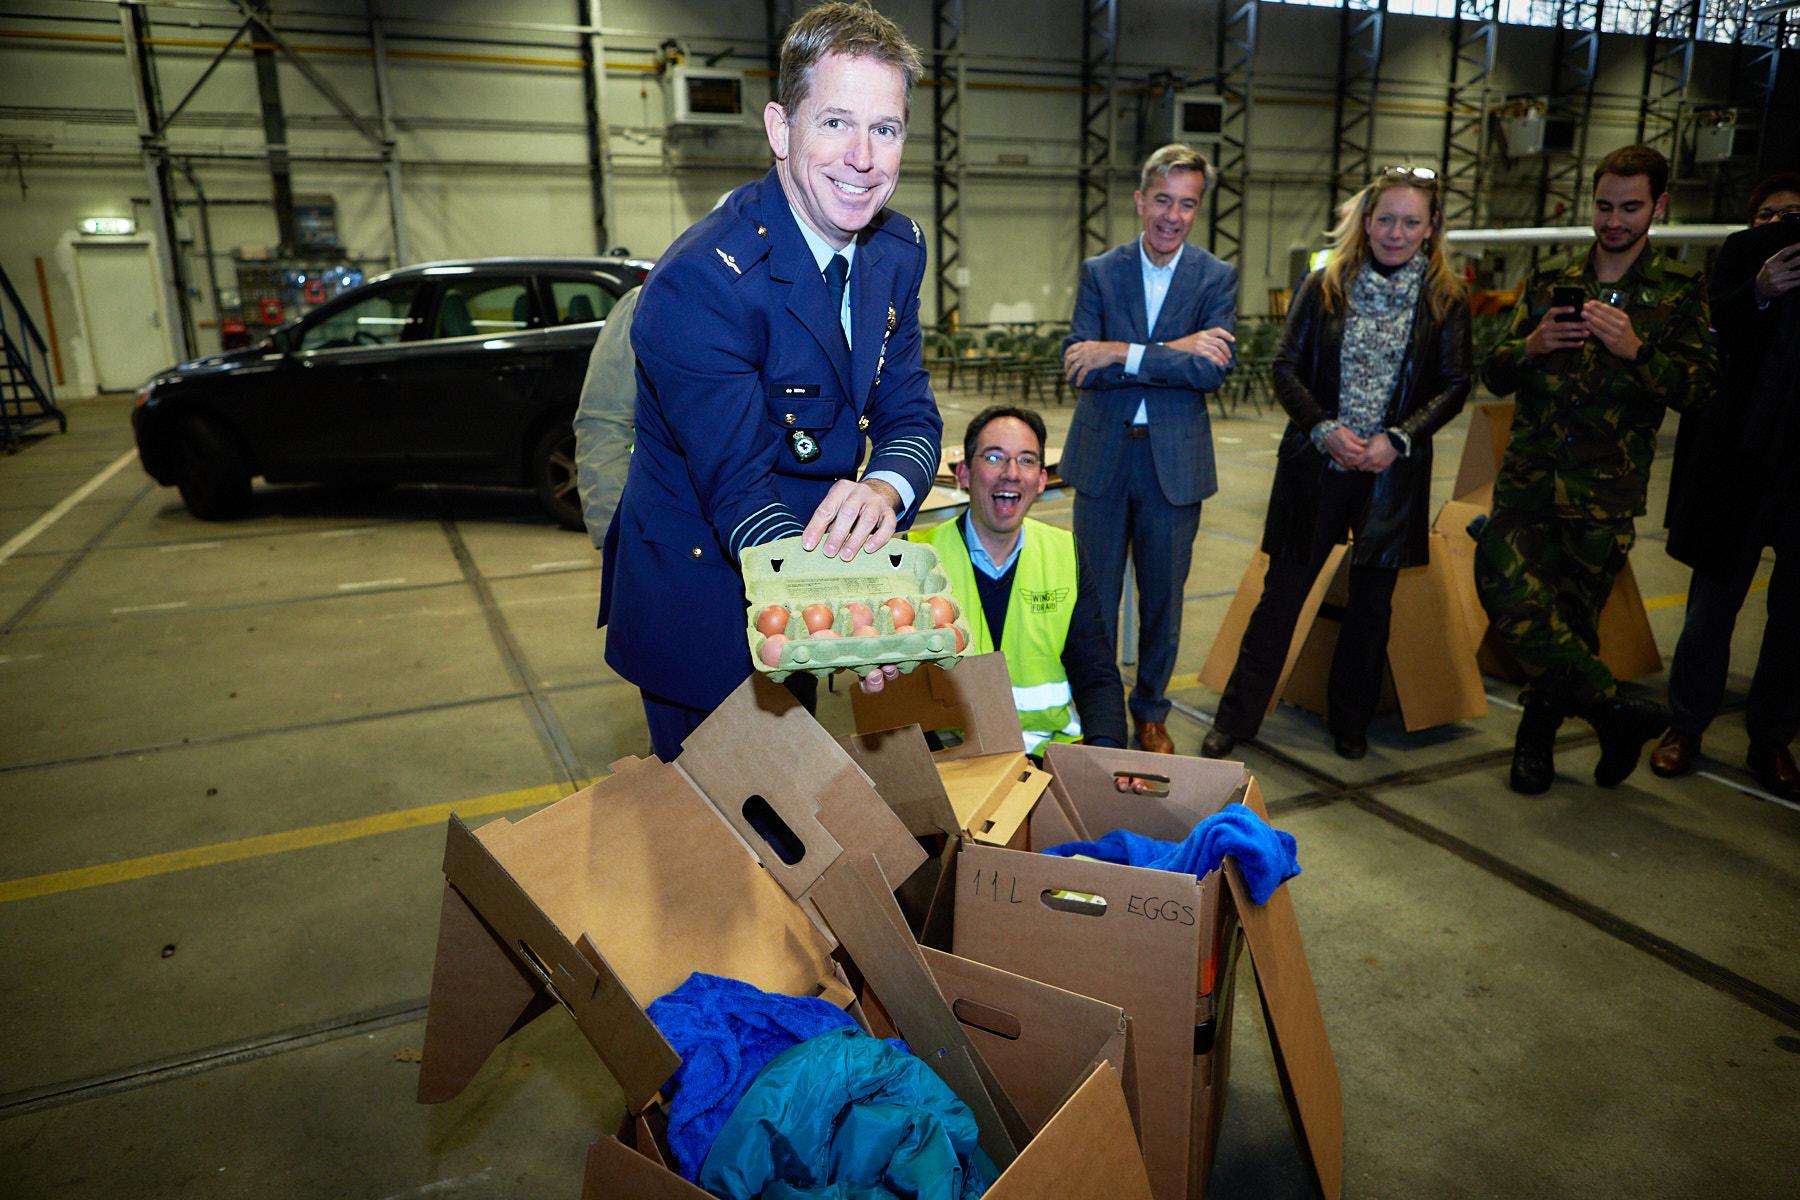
[835,724,955,837]
[1198,544,1349,710]
[953,842,1206,1200]
[922,945,1130,1135]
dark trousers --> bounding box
[1214,470,1397,742]
[1668,495,1799,747]
[642,673,817,762]
[1073,433,1203,725]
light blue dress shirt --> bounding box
[962,510,1025,581]
[1122,236,1183,426]
[788,204,915,510]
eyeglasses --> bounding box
[1381,165,1439,184]
[976,449,1042,471]
[1753,203,1800,224]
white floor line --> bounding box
[1695,769,1800,815]
[0,449,139,567]
[530,559,591,571]
[157,541,222,553]
[337,577,407,591]
[111,600,189,614]
[1485,692,1524,712]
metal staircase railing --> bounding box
[0,263,68,452]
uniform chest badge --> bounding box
[789,429,821,463]
[715,247,741,275]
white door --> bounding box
[74,241,173,391]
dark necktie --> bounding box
[823,254,849,348]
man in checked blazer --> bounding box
[1060,143,1239,754]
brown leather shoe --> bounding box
[1649,730,1700,778]
[1746,743,1800,802]
[1134,720,1175,755]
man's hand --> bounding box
[1755,243,1800,304]
[803,477,900,562]
[1063,339,1128,386]
[1580,301,1642,362]
[1523,307,1589,356]
[1165,327,1236,367]
[1351,433,1399,473]
[1323,426,1367,470]
[858,663,901,694]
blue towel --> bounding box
[1042,802,1300,905]
[646,972,861,1179]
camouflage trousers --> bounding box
[1474,505,1636,710]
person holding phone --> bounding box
[1654,172,1800,799]
[1476,144,1718,795]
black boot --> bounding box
[1585,693,1669,788]
[1510,700,1562,795]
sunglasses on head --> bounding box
[1380,165,1439,184]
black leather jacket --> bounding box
[1262,266,1473,569]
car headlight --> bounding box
[135,382,155,407]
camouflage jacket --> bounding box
[1482,243,1716,520]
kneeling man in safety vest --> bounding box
[914,405,1128,752]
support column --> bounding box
[1535,0,1603,228]
[247,3,298,252]
[580,0,614,254]
[1330,0,1386,213]
[1439,0,1497,230]
[766,0,794,103]
[367,1,410,266]
[1636,0,1701,167]
[118,0,194,363]
[1078,0,1119,262]
[932,0,965,330]
[1209,0,1256,274]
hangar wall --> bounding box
[0,0,1790,395]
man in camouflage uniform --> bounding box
[1477,145,1717,794]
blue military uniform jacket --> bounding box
[1059,240,1238,506]
[599,169,943,711]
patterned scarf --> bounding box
[1337,255,1426,440]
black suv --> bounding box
[132,256,651,530]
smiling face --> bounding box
[764,52,907,250]
[1133,168,1205,266]
[1592,172,1666,254]
[1362,185,1435,268]
[953,416,1047,544]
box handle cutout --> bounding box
[1112,772,1171,796]
[1041,888,1108,916]
[770,558,784,573]
[742,794,806,866]
[952,998,1022,1041]
[889,554,903,568]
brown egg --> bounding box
[755,605,790,637]
[758,634,788,667]
[925,595,955,628]
[892,623,917,635]
[846,602,875,630]
[884,597,915,627]
[952,625,967,652]
[811,628,840,639]
[851,625,880,638]
[802,603,834,633]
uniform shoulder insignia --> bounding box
[707,223,771,282]
[911,217,921,244]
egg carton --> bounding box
[743,535,969,682]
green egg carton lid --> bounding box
[742,535,969,682]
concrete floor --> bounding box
[1,382,1795,1199]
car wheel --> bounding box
[529,422,584,531]
[174,417,252,520]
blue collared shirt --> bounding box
[963,511,1025,581]
[1122,236,1183,424]
[787,203,915,509]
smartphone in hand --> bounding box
[1551,285,1586,321]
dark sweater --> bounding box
[960,514,1128,748]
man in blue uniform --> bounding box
[600,3,943,760]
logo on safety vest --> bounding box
[1020,586,1069,614]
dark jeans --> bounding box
[1214,469,1397,742]
[642,672,817,762]
[1667,495,1799,748]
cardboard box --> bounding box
[418,673,1154,1198]
[946,743,1344,1200]
[1440,399,1663,681]
[1198,537,1488,733]
[844,652,1051,850]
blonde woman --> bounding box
[1204,168,1472,760]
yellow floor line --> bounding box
[0,779,586,905]
[1642,576,1769,612]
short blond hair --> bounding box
[1139,143,1213,193]
[777,2,924,121]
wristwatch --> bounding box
[1630,340,1655,367]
